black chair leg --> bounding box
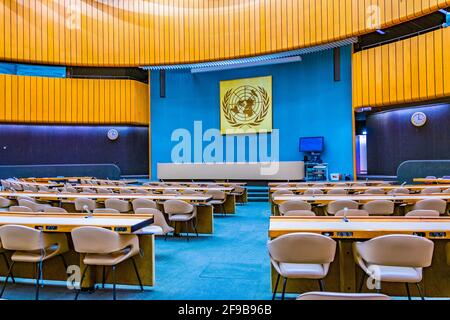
[0,261,15,298]
[112,265,117,300]
[281,278,288,300]
[185,222,190,242]
[318,279,325,291]
[415,283,425,300]
[222,204,227,216]
[131,257,144,291]
[272,274,280,300]
[35,261,43,300]
[60,255,68,271]
[358,272,366,293]
[74,265,89,300]
[1,253,15,284]
[102,266,106,288]
[192,219,198,237]
[405,283,411,300]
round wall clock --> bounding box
[107,128,119,141]
[411,112,427,127]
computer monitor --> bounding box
[299,136,324,153]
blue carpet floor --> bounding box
[0,202,274,300]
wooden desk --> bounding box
[268,180,393,187]
[15,181,63,187]
[414,178,450,184]
[21,177,92,183]
[156,181,247,186]
[269,216,450,297]
[75,184,235,193]
[92,178,138,185]
[270,184,450,193]
[0,213,155,289]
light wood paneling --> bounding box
[0,75,149,125]
[1,0,449,66]
[353,27,450,109]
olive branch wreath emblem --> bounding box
[221,86,270,128]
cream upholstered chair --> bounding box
[119,188,133,194]
[272,190,294,197]
[9,206,33,212]
[364,188,385,195]
[268,233,336,300]
[63,185,78,193]
[353,234,434,300]
[74,198,98,212]
[82,187,96,193]
[163,189,180,195]
[303,188,324,195]
[182,189,203,195]
[23,184,38,192]
[132,199,157,212]
[0,225,69,300]
[282,210,316,217]
[420,187,442,194]
[325,200,359,215]
[0,197,12,208]
[18,199,52,212]
[405,210,440,217]
[335,209,369,217]
[362,200,395,216]
[163,200,197,241]
[97,188,114,194]
[134,208,175,239]
[205,190,227,215]
[278,200,312,215]
[134,189,153,195]
[388,188,410,195]
[296,292,390,300]
[93,208,120,214]
[43,207,68,213]
[327,189,348,195]
[71,226,143,300]
[105,199,132,213]
[442,188,450,194]
[413,198,447,214]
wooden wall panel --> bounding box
[1,0,449,66]
[0,75,150,125]
[353,27,450,109]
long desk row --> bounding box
[270,184,450,193]
[268,180,393,187]
[269,216,450,297]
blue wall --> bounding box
[151,46,354,179]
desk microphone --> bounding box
[401,181,407,187]
[342,207,349,223]
[84,205,93,219]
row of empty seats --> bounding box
[273,186,450,196]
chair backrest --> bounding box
[74,198,97,211]
[17,196,36,203]
[135,189,153,195]
[163,199,194,215]
[272,190,294,197]
[327,200,359,214]
[182,189,203,195]
[18,199,41,211]
[413,198,447,214]
[303,188,324,195]
[296,292,390,300]
[327,189,348,195]
[363,188,385,195]
[0,225,52,251]
[82,187,96,193]
[104,199,131,213]
[97,188,114,194]
[132,198,157,211]
[93,208,120,214]
[43,207,68,213]
[420,187,442,194]
[362,200,395,215]
[335,209,369,217]
[64,186,77,193]
[0,197,11,208]
[279,200,311,214]
[268,233,336,264]
[282,210,316,217]
[9,206,33,212]
[38,185,50,192]
[71,226,136,254]
[135,208,173,233]
[356,234,434,267]
[388,188,410,195]
[442,188,450,194]
[119,188,133,194]
[425,176,436,179]
[163,189,180,195]
[405,209,440,217]
[206,190,226,200]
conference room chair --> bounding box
[43,207,68,213]
[74,198,98,212]
[425,176,437,179]
[325,200,359,215]
[71,226,143,300]
[38,185,56,193]
[18,199,52,212]
[63,186,78,193]
[0,240,15,285]
[119,188,133,194]
[230,186,246,205]
[97,188,114,194]
[163,189,180,195]
[413,198,447,215]
[82,187,96,193]
[8,206,33,212]
[272,190,294,198]
[327,189,348,195]
[93,208,120,214]
[0,225,69,300]
[335,209,370,217]
[387,188,410,195]
[134,208,175,240]
[282,210,316,216]
[353,234,434,300]
[205,190,228,216]
[23,185,38,192]
[362,200,395,216]
[163,200,198,241]
[134,189,153,195]
[405,210,440,217]
[0,197,12,209]
[303,188,324,195]
[132,199,157,213]
[268,233,337,300]
[182,189,203,195]
[278,200,312,215]
[420,187,442,194]
[10,183,23,191]
[363,188,385,195]
[104,199,132,213]
[296,292,390,300]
